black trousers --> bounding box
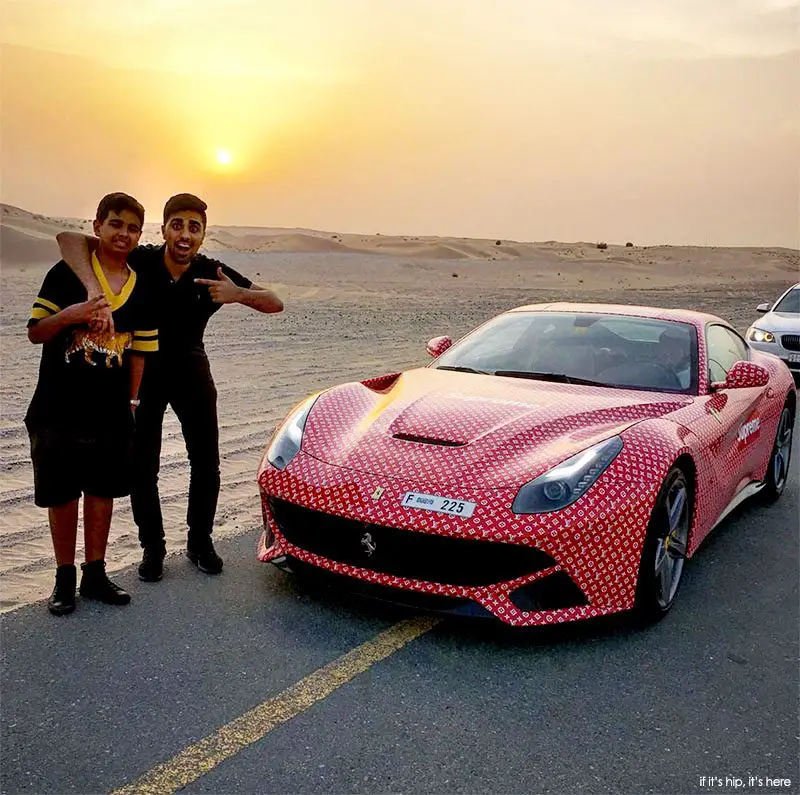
[131,355,220,553]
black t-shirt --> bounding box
[25,260,159,432]
[127,245,252,359]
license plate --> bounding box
[788,353,800,363]
[401,491,476,518]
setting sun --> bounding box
[216,149,233,166]
[0,0,796,245]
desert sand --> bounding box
[1,202,797,613]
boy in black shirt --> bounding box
[27,193,159,615]
[56,194,282,582]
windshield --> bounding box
[774,288,800,314]
[432,311,698,394]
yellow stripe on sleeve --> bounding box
[35,297,61,313]
[30,307,51,320]
[133,329,159,338]
[131,340,159,352]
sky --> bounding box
[1,0,798,246]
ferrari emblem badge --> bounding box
[370,486,385,501]
[361,532,377,556]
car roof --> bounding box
[508,302,725,327]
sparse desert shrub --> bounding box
[596,242,608,250]
[452,273,459,278]
[495,240,502,246]
[625,241,633,247]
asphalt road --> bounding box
[2,419,798,795]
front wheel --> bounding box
[634,467,692,624]
[760,402,794,503]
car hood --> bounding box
[758,312,800,333]
[301,368,691,488]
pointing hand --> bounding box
[194,267,241,304]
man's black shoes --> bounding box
[79,560,131,605]
[48,564,77,616]
[186,539,223,575]
[138,548,165,582]
[140,540,223,578]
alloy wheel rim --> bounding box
[772,409,793,492]
[653,480,689,610]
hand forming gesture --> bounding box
[194,267,242,304]
[63,295,112,327]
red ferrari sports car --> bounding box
[256,303,795,626]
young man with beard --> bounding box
[29,192,159,614]
[56,193,283,582]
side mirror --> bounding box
[756,302,770,313]
[712,360,769,391]
[426,335,453,358]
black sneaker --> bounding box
[186,540,223,575]
[48,564,77,616]
[79,560,131,605]
[138,548,165,582]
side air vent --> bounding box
[392,432,465,447]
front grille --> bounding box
[270,498,555,587]
[781,334,800,352]
[287,557,483,613]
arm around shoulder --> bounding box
[55,233,100,291]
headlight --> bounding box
[747,327,775,344]
[264,396,318,471]
[512,436,623,514]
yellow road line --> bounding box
[111,616,439,795]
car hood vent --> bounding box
[392,432,466,447]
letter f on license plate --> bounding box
[402,491,476,518]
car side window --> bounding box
[706,325,749,383]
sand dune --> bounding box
[3,202,798,280]
[0,202,797,613]
[0,225,60,266]
[208,232,349,254]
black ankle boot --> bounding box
[186,538,223,575]
[48,564,77,616]
[79,560,131,605]
[138,548,165,582]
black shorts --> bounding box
[28,426,133,508]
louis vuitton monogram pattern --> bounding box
[256,305,795,626]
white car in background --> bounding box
[746,283,800,380]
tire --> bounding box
[634,467,692,624]
[760,401,795,503]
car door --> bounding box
[703,324,772,501]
